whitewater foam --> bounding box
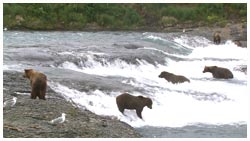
[4,31,247,128]
[54,35,247,127]
[49,80,247,128]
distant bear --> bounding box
[203,66,233,79]
[213,31,221,45]
[23,69,47,100]
[158,71,190,84]
[116,93,152,119]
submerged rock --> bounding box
[233,65,247,74]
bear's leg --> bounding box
[118,106,124,114]
[136,109,143,119]
[38,92,43,100]
[117,104,124,114]
[39,90,46,100]
[31,89,37,99]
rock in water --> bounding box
[4,97,17,108]
[49,113,66,124]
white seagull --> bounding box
[4,97,17,108]
[182,28,186,33]
[49,113,66,125]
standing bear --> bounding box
[116,93,152,119]
[213,31,221,45]
[203,66,233,79]
[23,69,47,100]
[159,71,190,84]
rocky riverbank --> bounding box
[4,21,247,47]
[174,22,247,47]
[3,71,142,138]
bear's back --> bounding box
[116,93,139,109]
[213,67,233,79]
[160,71,190,84]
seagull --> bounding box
[49,113,66,125]
[4,97,17,108]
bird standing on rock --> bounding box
[49,113,66,125]
[4,97,17,109]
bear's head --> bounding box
[214,32,220,36]
[203,66,217,73]
[138,96,153,109]
[23,69,34,79]
[159,71,172,78]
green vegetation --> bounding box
[3,3,247,31]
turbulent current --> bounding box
[3,31,247,137]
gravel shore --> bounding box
[3,71,142,138]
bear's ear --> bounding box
[24,69,32,72]
[165,71,171,75]
[138,96,144,99]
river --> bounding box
[3,31,247,138]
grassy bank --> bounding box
[3,3,247,31]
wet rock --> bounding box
[3,71,142,138]
[187,23,247,47]
[233,65,247,74]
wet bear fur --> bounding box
[116,93,152,119]
[158,71,190,84]
[203,66,233,79]
[213,31,221,45]
[23,69,47,100]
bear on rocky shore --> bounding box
[203,66,233,79]
[23,69,47,100]
[116,93,152,119]
[213,31,221,45]
[158,71,190,84]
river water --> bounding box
[3,31,247,138]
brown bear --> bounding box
[23,69,47,100]
[158,71,190,84]
[116,93,152,119]
[213,31,221,45]
[203,66,233,79]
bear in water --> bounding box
[158,71,190,84]
[203,66,233,79]
[213,31,221,45]
[23,69,47,100]
[116,93,152,119]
